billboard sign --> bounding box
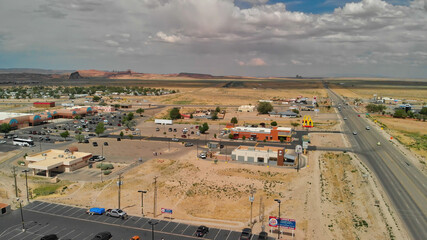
[161,208,173,214]
[269,216,296,229]
[280,218,296,229]
[269,216,278,227]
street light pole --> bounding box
[138,190,147,216]
[22,170,30,202]
[17,198,25,232]
[148,220,158,240]
[274,199,281,240]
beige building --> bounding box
[238,105,255,112]
[231,146,296,166]
[26,147,92,177]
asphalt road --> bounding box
[327,87,427,240]
[0,201,274,240]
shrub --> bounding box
[103,170,112,175]
[33,183,64,196]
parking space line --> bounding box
[121,216,134,225]
[50,204,69,215]
[37,203,52,211]
[44,203,63,213]
[160,221,171,231]
[181,224,190,234]
[32,223,51,234]
[29,201,47,211]
[171,223,180,232]
[0,229,23,240]
[72,231,85,240]
[25,201,43,210]
[112,217,124,224]
[61,206,76,215]
[224,231,232,240]
[213,229,221,240]
[61,229,75,239]
[39,225,57,236]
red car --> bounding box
[358,114,360,117]
[181,135,187,138]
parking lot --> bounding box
[0,201,274,240]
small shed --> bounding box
[0,203,11,216]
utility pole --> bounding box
[274,199,281,240]
[138,190,147,216]
[249,184,256,229]
[259,196,265,232]
[118,174,122,209]
[12,167,18,198]
[153,176,158,217]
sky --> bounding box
[0,0,426,78]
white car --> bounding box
[366,126,370,130]
[0,140,6,144]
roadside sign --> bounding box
[249,196,254,202]
[302,141,308,149]
[161,208,173,214]
[279,218,296,229]
[117,181,123,186]
[295,145,303,154]
[269,216,278,227]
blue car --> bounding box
[87,207,105,215]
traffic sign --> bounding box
[295,145,303,154]
[161,208,173,214]
[302,141,308,149]
[117,181,123,186]
[249,196,254,202]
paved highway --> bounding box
[327,87,427,240]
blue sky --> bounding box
[0,0,426,78]
[237,0,412,13]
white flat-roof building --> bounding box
[238,105,256,112]
[231,146,296,166]
[26,147,92,177]
[0,112,32,121]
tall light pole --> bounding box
[274,199,281,240]
[249,184,256,229]
[138,190,147,216]
[22,169,30,202]
[117,174,123,209]
[148,220,159,240]
[17,198,25,232]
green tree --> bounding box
[75,134,84,143]
[93,96,101,102]
[123,120,136,130]
[136,108,144,116]
[190,113,193,119]
[211,112,218,120]
[114,104,120,109]
[420,107,427,115]
[74,115,82,120]
[169,108,181,120]
[366,104,387,113]
[215,106,221,113]
[242,135,246,140]
[271,121,278,126]
[120,131,124,138]
[95,122,105,137]
[199,122,209,134]
[230,117,238,124]
[393,109,407,118]
[60,130,70,140]
[228,133,234,139]
[292,109,300,114]
[0,123,12,137]
[257,102,273,114]
[128,134,134,140]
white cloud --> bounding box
[0,0,426,77]
[238,58,267,66]
[155,32,181,43]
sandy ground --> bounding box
[309,133,347,148]
[23,130,404,239]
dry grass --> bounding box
[320,153,389,240]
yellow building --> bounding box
[26,147,92,177]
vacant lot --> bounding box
[369,115,427,164]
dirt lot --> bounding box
[309,133,347,148]
[26,138,405,239]
[368,114,427,171]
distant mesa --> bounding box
[69,71,82,79]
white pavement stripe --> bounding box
[213,229,221,240]
[61,229,75,239]
[160,221,171,231]
[171,223,180,232]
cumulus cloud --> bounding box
[238,58,267,66]
[156,32,181,43]
[0,0,426,77]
